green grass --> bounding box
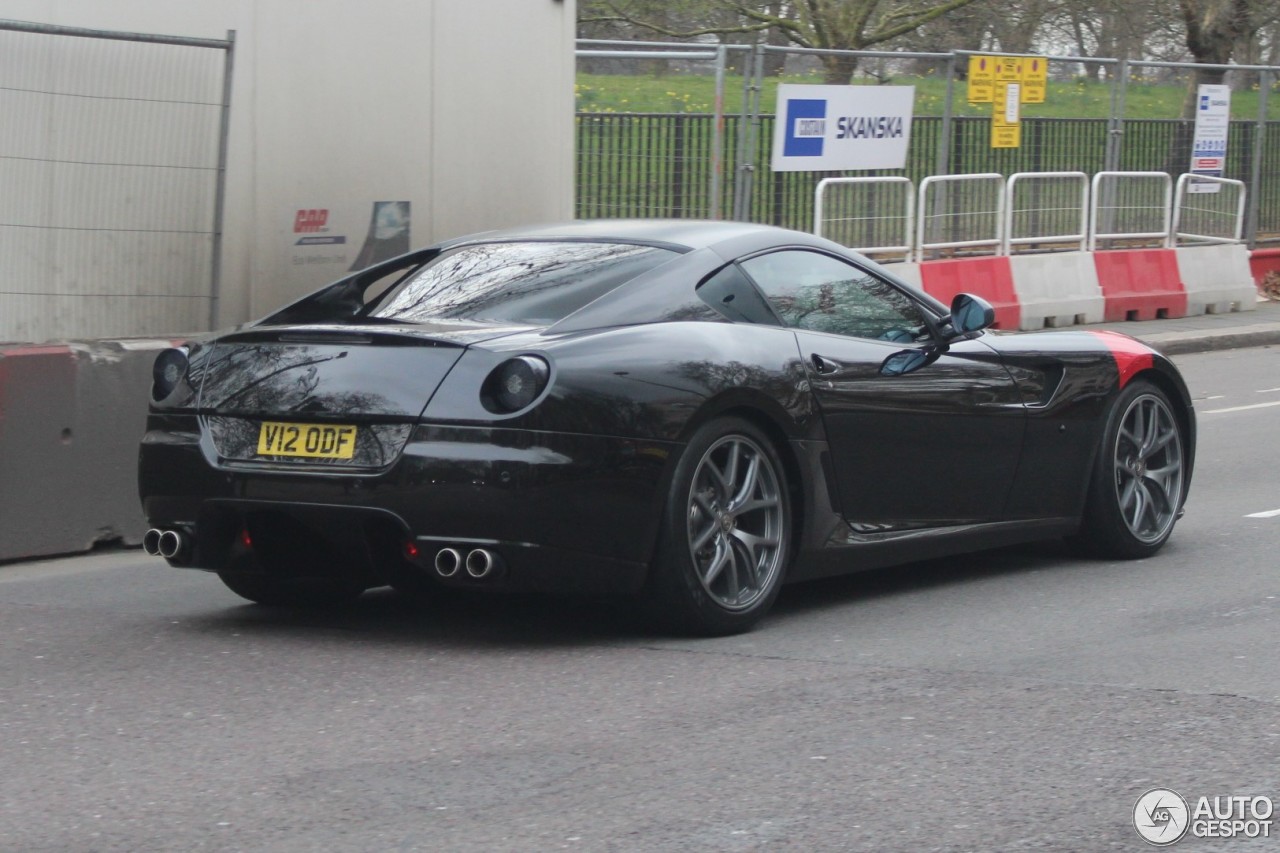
[576,71,1275,120]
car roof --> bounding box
[446,219,838,255]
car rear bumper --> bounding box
[138,415,679,595]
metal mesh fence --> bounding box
[574,43,1280,247]
[0,21,231,344]
[577,113,716,218]
[575,44,751,220]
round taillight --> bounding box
[482,356,550,414]
[151,347,190,402]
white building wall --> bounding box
[0,0,576,330]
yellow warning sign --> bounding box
[995,57,1021,84]
[967,55,994,104]
[992,124,1021,148]
[1021,56,1047,104]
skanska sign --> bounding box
[770,84,915,172]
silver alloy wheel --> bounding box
[685,434,785,611]
[1112,392,1184,544]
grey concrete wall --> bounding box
[0,340,166,561]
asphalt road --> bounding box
[2,346,1277,853]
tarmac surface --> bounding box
[1023,294,1280,355]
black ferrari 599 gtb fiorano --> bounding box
[139,220,1195,635]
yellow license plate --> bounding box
[256,421,357,459]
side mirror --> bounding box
[949,293,996,335]
[879,349,931,376]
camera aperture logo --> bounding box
[1134,788,1274,845]
[1135,789,1190,845]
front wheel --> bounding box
[644,417,792,636]
[1072,379,1188,558]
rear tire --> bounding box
[643,417,792,636]
[1071,379,1187,559]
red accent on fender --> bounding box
[1089,330,1155,389]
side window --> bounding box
[740,250,928,341]
[696,263,782,326]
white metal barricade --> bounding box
[814,177,914,262]
[1172,174,1246,245]
[1002,172,1088,254]
[1088,171,1172,250]
[916,174,1005,261]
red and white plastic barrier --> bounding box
[884,245,1259,331]
[1092,249,1187,322]
[916,257,1020,330]
[1177,244,1260,315]
[1249,248,1280,289]
[1008,252,1104,330]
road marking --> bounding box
[1245,509,1280,519]
[1203,400,1280,415]
[1257,387,1280,394]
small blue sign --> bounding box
[783,99,827,157]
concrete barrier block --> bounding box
[879,261,923,292]
[1008,252,1106,330]
[1177,244,1258,315]
[0,340,166,562]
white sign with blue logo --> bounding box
[770,84,915,172]
[1188,84,1229,194]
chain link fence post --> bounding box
[709,45,726,220]
[1245,70,1271,247]
[731,43,765,222]
[209,29,235,330]
[1106,60,1127,174]
[937,52,957,176]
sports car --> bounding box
[139,220,1195,635]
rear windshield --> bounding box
[363,241,677,325]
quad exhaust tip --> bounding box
[429,546,502,580]
[433,547,462,578]
[145,528,191,562]
[465,548,497,579]
[143,528,163,556]
[158,529,188,560]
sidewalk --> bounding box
[1015,297,1280,356]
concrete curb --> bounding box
[1124,323,1280,356]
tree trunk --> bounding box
[821,54,860,85]
[1180,0,1252,116]
[1165,0,1253,172]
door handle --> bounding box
[811,354,841,375]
